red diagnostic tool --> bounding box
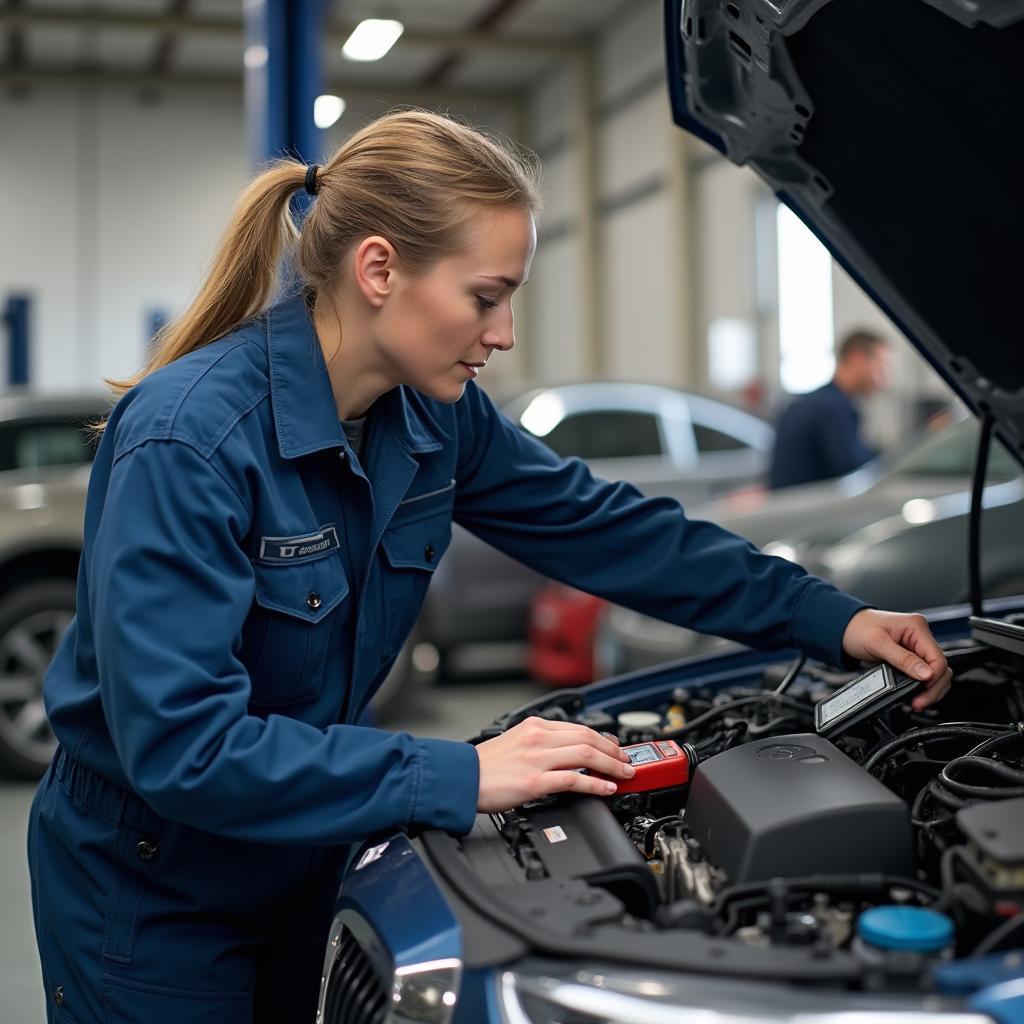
[595,739,699,795]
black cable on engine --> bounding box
[964,730,1024,759]
[972,911,1024,958]
[861,724,1006,775]
[936,846,989,919]
[774,654,806,695]
[969,411,995,618]
[712,873,942,914]
[662,692,813,739]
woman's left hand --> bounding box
[842,608,952,711]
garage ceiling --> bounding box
[2,0,632,95]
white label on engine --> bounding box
[542,826,567,844]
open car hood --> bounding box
[664,0,1024,466]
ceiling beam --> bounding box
[6,0,25,71]
[423,0,528,87]
[0,65,522,112]
[0,8,581,58]
[148,0,190,76]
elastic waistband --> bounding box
[53,746,166,837]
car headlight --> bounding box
[318,912,460,1024]
[392,958,461,1023]
[497,966,992,1024]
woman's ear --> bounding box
[353,235,397,308]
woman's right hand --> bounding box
[475,716,635,812]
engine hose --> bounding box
[936,846,990,918]
[928,778,969,811]
[939,755,1024,798]
[861,725,1005,775]
[910,781,959,829]
[965,730,1023,758]
[972,911,1024,958]
[663,692,813,738]
[713,872,941,912]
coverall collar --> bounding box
[266,290,442,460]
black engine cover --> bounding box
[685,733,913,884]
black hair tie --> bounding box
[304,164,320,197]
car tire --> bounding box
[0,579,76,779]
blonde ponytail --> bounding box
[107,159,307,397]
[104,109,541,411]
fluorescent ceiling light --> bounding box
[341,18,404,62]
[243,44,268,70]
[314,94,346,129]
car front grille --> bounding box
[321,926,389,1024]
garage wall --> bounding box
[2,83,246,392]
[526,67,589,384]
[526,0,692,389]
[0,84,518,394]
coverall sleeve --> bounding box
[89,438,479,844]
[453,384,865,666]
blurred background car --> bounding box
[527,416,1023,684]
[375,380,773,710]
[0,394,105,777]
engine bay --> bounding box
[455,616,1024,993]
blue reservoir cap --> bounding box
[858,906,954,952]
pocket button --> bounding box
[136,839,159,862]
[306,592,322,610]
[54,986,64,1007]
[424,545,435,562]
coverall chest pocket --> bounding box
[241,556,348,708]
[379,482,454,660]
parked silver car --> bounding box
[378,381,773,707]
[596,417,1024,676]
[0,394,106,777]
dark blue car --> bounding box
[317,2,1024,1021]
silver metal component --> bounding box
[654,832,721,905]
[812,893,854,949]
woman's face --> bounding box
[371,205,536,403]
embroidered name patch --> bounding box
[259,525,340,563]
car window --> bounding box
[692,422,749,453]
[534,411,664,460]
[0,418,98,472]
[890,420,1019,482]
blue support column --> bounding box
[244,0,329,170]
[146,308,169,356]
[3,294,31,388]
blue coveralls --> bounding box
[28,290,865,1023]
[768,381,876,489]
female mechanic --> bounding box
[28,109,951,1024]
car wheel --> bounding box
[0,580,75,779]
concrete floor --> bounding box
[0,676,545,1024]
